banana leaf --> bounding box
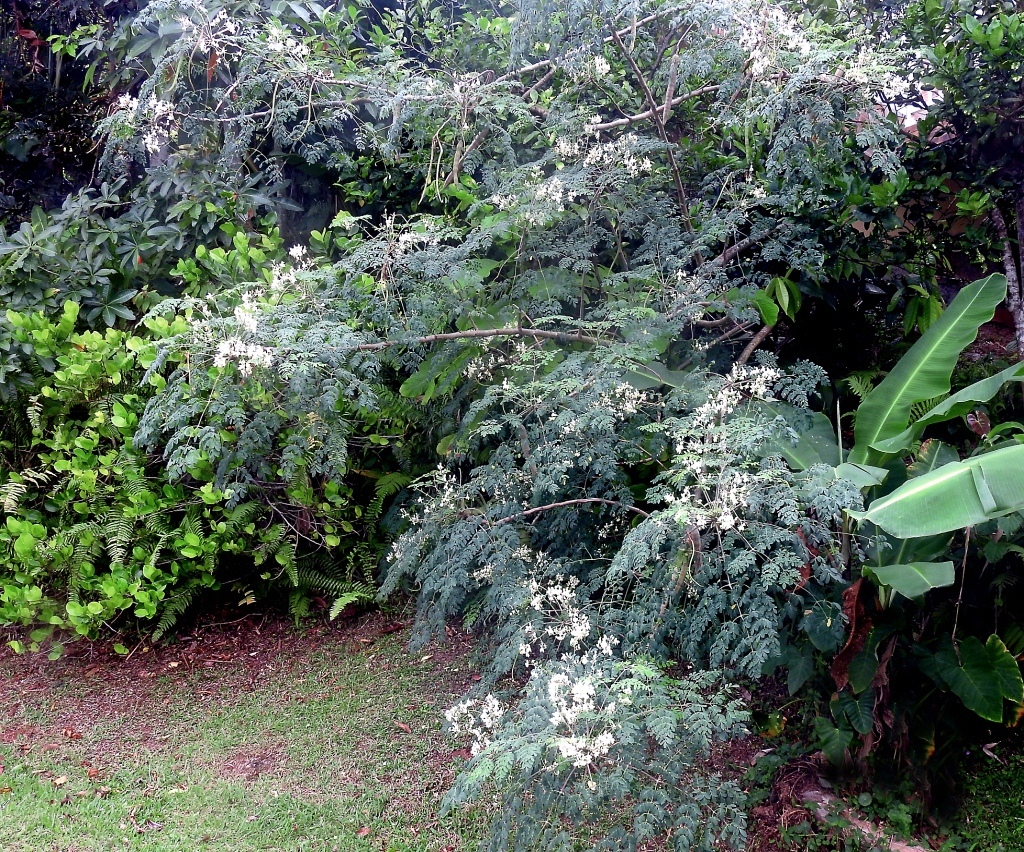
[849,443,1024,538]
[871,561,955,599]
[871,361,1024,456]
[850,275,1006,466]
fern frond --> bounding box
[151,583,201,641]
[909,395,945,422]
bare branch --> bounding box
[609,26,694,234]
[706,235,759,268]
[735,323,775,365]
[353,326,603,352]
[589,84,721,131]
[493,498,651,526]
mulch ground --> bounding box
[0,609,434,757]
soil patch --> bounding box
[219,745,288,781]
[0,608,466,762]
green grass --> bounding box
[943,736,1024,852]
[0,631,487,851]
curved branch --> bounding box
[735,323,775,365]
[493,498,651,526]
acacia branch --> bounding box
[353,326,603,352]
[444,127,489,187]
[609,27,694,235]
[493,498,651,526]
[589,84,721,131]
[706,234,759,268]
[735,323,775,365]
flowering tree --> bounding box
[51,0,908,845]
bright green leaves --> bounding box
[850,274,1006,466]
[931,636,1024,723]
[870,561,955,599]
[400,346,481,403]
[851,444,1024,539]
[871,362,1024,456]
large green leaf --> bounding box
[837,688,875,735]
[835,462,888,489]
[987,634,1024,705]
[850,275,1006,465]
[907,440,959,478]
[937,637,1006,722]
[872,361,1024,455]
[866,525,952,570]
[871,561,955,599]
[850,443,1024,538]
[759,403,841,470]
[934,635,1024,722]
[814,717,853,765]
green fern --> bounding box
[151,583,202,641]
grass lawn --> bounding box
[943,734,1024,852]
[0,612,487,851]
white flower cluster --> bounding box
[525,574,592,650]
[233,290,263,334]
[109,94,178,154]
[213,338,274,376]
[545,663,622,768]
[597,382,649,420]
[445,694,506,756]
[555,730,616,768]
[265,22,309,57]
[715,469,756,531]
[141,97,177,155]
[690,361,783,430]
[580,133,653,177]
[554,136,583,159]
[737,5,812,77]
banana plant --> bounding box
[773,274,1024,729]
[775,274,1024,598]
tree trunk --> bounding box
[990,203,1024,356]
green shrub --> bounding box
[0,299,385,647]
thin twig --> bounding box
[353,326,603,352]
[493,498,651,526]
[609,26,693,234]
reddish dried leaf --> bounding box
[356,826,371,838]
[207,50,219,83]
[394,721,411,733]
[830,578,873,691]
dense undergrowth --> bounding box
[2,0,1024,848]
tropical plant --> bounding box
[900,0,1024,353]
[113,0,912,844]
[770,273,1024,764]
